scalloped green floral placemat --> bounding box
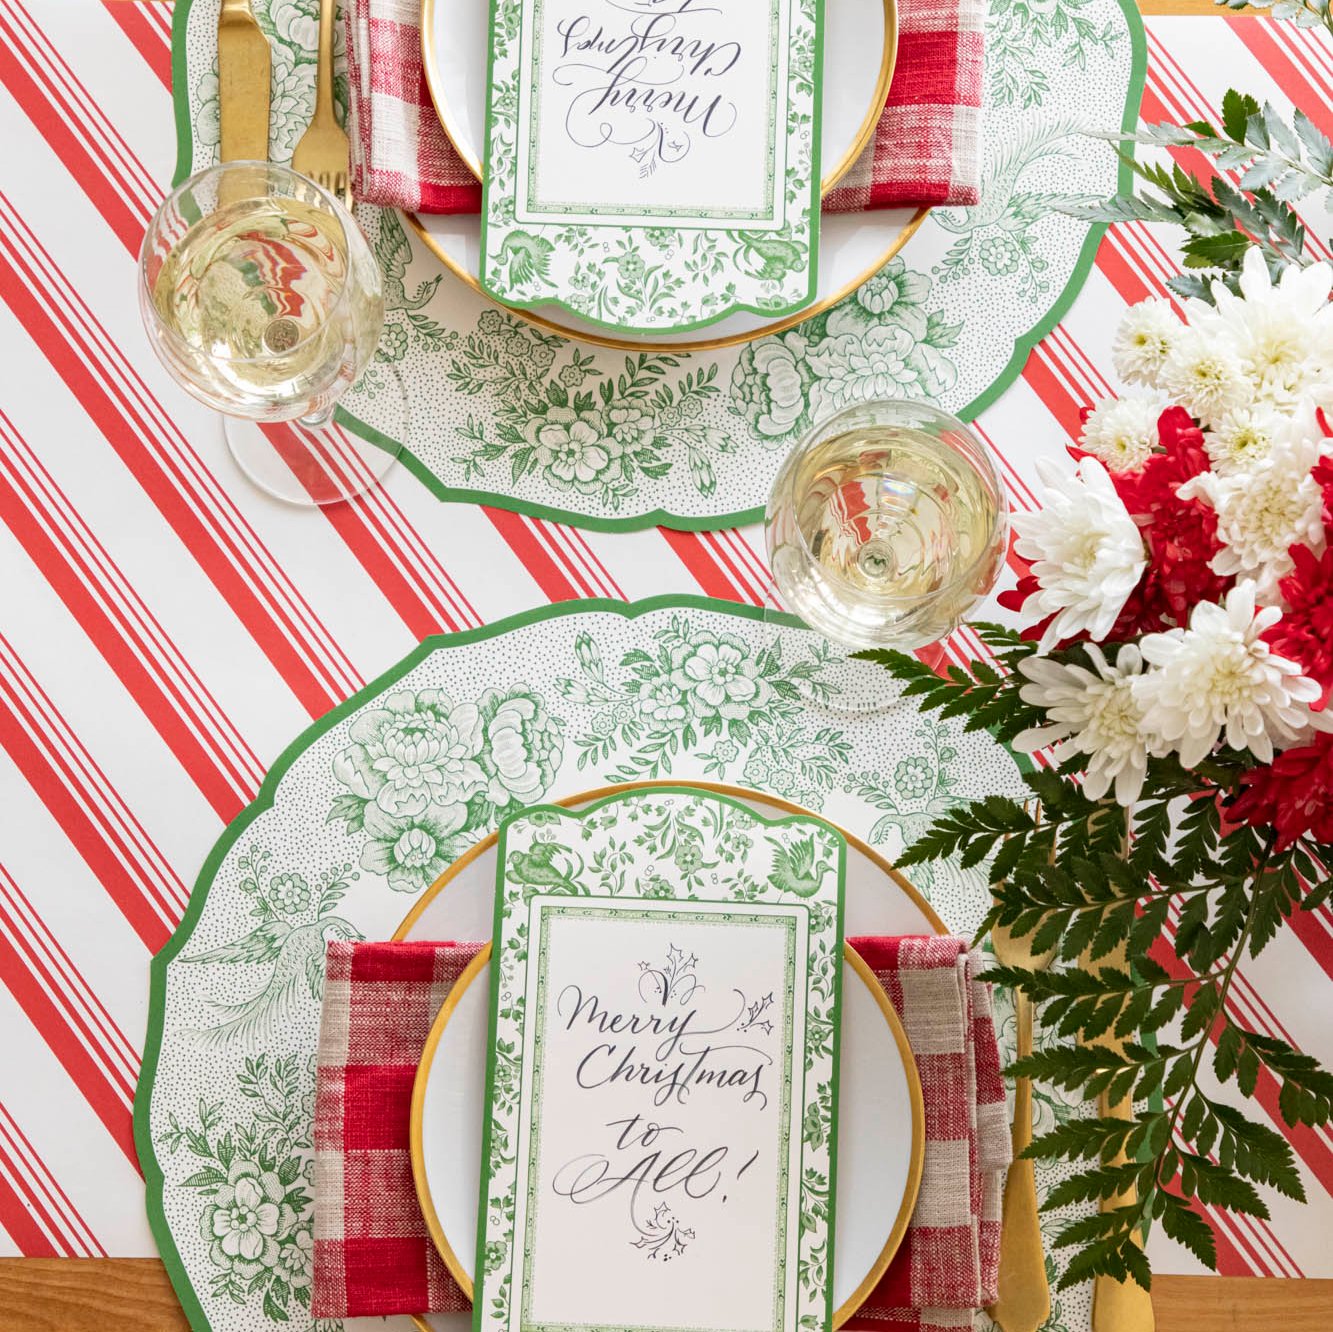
[133,596,1114,1332]
[171,0,1144,531]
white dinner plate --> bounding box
[398,782,936,1331]
[412,0,921,352]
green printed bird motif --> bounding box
[767,834,833,899]
[507,841,587,896]
[733,233,805,283]
[183,916,361,1048]
[496,231,555,288]
[373,209,442,311]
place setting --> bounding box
[112,1,1333,1332]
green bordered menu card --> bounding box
[478,0,823,334]
[474,787,845,1332]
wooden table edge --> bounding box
[1,1261,1331,1331]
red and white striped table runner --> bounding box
[0,0,1329,1287]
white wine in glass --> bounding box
[766,399,1008,651]
[139,161,401,506]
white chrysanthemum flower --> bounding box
[1189,246,1333,411]
[1202,405,1285,475]
[1138,582,1322,767]
[1179,425,1328,603]
[1013,644,1153,805]
[1160,329,1248,427]
[1112,298,1182,388]
[1078,395,1161,472]
[1013,458,1148,654]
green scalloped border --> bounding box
[166,0,1146,533]
[134,592,1034,1329]
[134,597,810,1331]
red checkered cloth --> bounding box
[310,935,1007,1325]
[343,0,481,214]
[344,0,983,214]
[845,935,1010,1332]
[310,939,481,1319]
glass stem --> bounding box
[298,405,337,430]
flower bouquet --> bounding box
[863,241,1333,1288]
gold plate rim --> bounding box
[401,779,935,1332]
[419,0,899,198]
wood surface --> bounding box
[0,1261,1330,1330]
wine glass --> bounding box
[138,160,405,506]
[766,398,1008,653]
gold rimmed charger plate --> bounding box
[408,0,927,353]
[397,779,936,1332]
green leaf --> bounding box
[1221,89,1261,142]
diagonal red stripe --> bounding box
[0,8,147,252]
[0,686,175,950]
[658,529,746,602]
[483,507,577,601]
[0,1143,60,1256]
[101,0,172,91]
[0,231,347,720]
[0,924,139,1171]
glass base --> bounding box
[759,597,939,719]
[224,364,407,506]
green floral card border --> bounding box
[477,0,825,334]
[171,0,1145,531]
[478,790,843,1332]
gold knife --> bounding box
[1082,940,1155,1332]
[218,0,271,163]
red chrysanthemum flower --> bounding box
[1263,541,1333,710]
[1230,731,1333,850]
[1109,406,1228,634]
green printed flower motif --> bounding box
[523,408,625,494]
[636,672,691,726]
[895,755,935,801]
[334,688,486,819]
[670,632,773,720]
[359,802,466,893]
[274,1228,313,1290]
[977,233,1022,276]
[267,872,311,916]
[329,684,563,889]
[732,334,811,442]
[478,688,563,808]
[855,259,931,334]
[200,1160,296,1277]
[807,307,954,412]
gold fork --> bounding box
[988,906,1056,1332]
[291,0,351,207]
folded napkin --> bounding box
[343,0,983,215]
[311,935,1007,1325]
[343,0,482,214]
[844,936,1009,1331]
[311,940,479,1319]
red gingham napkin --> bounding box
[845,936,1010,1331]
[343,0,481,214]
[343,0,983,214]
[310,936,1008,1324]
[310,940,480,1319]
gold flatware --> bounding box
[988,912,1055,1332]
[291,0,352,207]
[217,0,271,163]
[1084,939,1156,1332]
